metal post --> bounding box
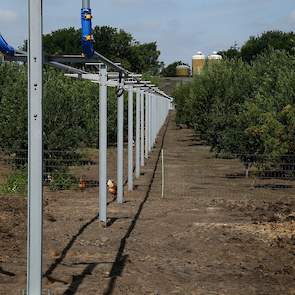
[161,149,165,198]
[145,92,149,159]
[140,90,145,166]
[155,96,157,142]
[156,95,159,140]
[82,0,90,8]
[27,0,43,294]
[149,93,152,151]
[162,99,165,125]
[99,64,107,223]
[153,95,155,146]
[117,79,124,204]
[151,94,154,147]
[156,96,158,139]
[128,86,133,191]
[135,88,140,178]
[159,98,162,128]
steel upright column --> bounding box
[117,79,124,204]
[145,92,149,159]
[82,0,90,8]
[155,96,158,139]
[27,0,43,294]
[148,93,152,152]
[135,88,141,178]
[153,94,158,146]
[128,86,133,191]
[99,64,108,223]
[151,94,154,148]
[140,90,145,166]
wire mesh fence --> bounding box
[2,147,295,196]
[0,148,100,194]
[160,149,295,202]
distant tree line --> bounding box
[218,30,295,63]
[0,25,164,158]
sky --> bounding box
[1,0,295,65]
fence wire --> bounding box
[2,148,295,195]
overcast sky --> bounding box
[1,0,295,64]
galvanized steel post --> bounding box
[149,93,152,151]
[128,86,134,191]
[27,0,43,293]
[152,94,157,148]
[117,79,124,204]
[82,0,90,8]
[156,96,158,140]
[145,92,149,159]
[140,90,145,166]
[99,64,108,223]
[135,88,141,178]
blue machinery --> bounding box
[0,34,15,56]
[0,1,94,58]
[1,1,173,294]
[81,0,94,57]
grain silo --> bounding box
[192,51,205,76]
[208,51,222,62]
[176,64,190,77]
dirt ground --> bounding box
[1,112,295,295]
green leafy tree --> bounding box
[218,42,241,60]
[173,49,295,175]
[22,25,161,73]
[241,30,295,63]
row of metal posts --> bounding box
[27,52,171,295]
[98,66,170,224]
[27,0,171,293]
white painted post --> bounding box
[149,93,152,151]
[154,95,156,143]
[140,90,145,167]
[27,0,43,293]
[161,149,164,198]
[117,79,124,204]
[156,96,158,138]
[128,86,133,191]
[145,92,149,159]
[99,64,108,223]
[135,88,141,178]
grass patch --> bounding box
[48,171,77,191]
[0,170,27,195]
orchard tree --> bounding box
[241,30,295,63]
[218,43,241,60]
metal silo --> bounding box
[208,51,222,62]
[192,51,205,76]
[176,64,190,77]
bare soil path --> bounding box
[1,112,295,295]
